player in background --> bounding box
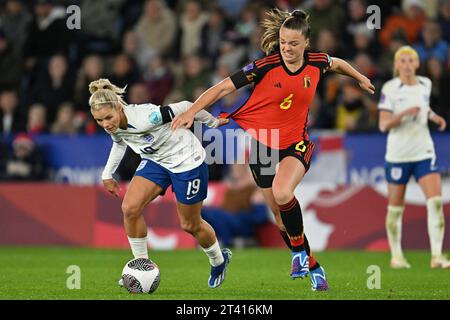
[89,78,232,288]
[378,46,449,269]
[171,9,375,291]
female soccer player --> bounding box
[89,78,232,288]
[171,9,375,291]
[378,46,449,269]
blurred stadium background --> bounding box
[0,0,449,299]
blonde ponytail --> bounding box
[88,78,127,111]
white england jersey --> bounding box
[378,76,435,163]
[101,101,218,179]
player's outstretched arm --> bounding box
[101,140,127,197]
[329,57,375,94]
[378,107,420,133]
[167,101,229,128]
[171,78,236,130]
[429,110,447,131]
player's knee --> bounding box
[180,220,201,235]
[121,201,142,220]
[272,186,293,205]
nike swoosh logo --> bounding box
[186,195,197,200]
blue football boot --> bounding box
[290,250,309,279]
[208,248,232,288]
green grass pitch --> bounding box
[0,247,448,300]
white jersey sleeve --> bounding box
[378,83,394,112]
[168,101,220,128]
[101,140,127,180]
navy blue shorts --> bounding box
[385,158,438,184]
[134,159,208,205]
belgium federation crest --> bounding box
[303,75,311,88]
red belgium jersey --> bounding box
[226,50,332,149]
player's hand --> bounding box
[358,76,375,94]
[217,117,230,127]
[436,115,447,131]
[401,106,420,118]
[171,111,195,131]
[103,178,121,197]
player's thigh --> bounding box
[272,156,306,196]
[122,176,164,212]
[387,183,407,206]
[176,201,203,227]
[418,173,442,199]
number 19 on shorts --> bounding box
[186,179,201,200]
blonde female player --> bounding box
[89,78,232,288]
[378,46,449,269]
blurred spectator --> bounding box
[28,54,75,123]
[134,0,176,58]
[233,4,258,44]
[50,102,78,135]
[2,133,47,181]
[74,55,105,111]
[142,55,175,105]
[128,82,151,105]
[424,57,450,128]
[121,30,155,72]
[344,0,375,47]
[377,34,407,79]
[23,0,70,74]
[306,0,346,43]
[109,53,140,100]
[26,103,47,134]
[216,39,246,72]
[0,0,32,50]
[335,81,368,132]
[379,0,427,48]
[350,24,380,60]
[0,89,25,135]
[0,29,22,90]
[315,29,347,59]
[246,25,265,62]
[179,54,211,101]
[217,0,249,19]
[200,6,230,64]
[79,0,125,55]
[174,0,208,58]
[414,20,449,64]
[438,0,450,43]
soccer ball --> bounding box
[121,258,160,294]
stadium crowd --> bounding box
[0,0,450,182]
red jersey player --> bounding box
[172,9,375,291]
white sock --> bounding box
[386,205,405,259]
[128,236,149,259]
[202,240,224,267]
[427,196,445,257]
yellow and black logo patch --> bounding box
[303,75,311,88]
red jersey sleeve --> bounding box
[230,53,282,89]
[306,50,333,74]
